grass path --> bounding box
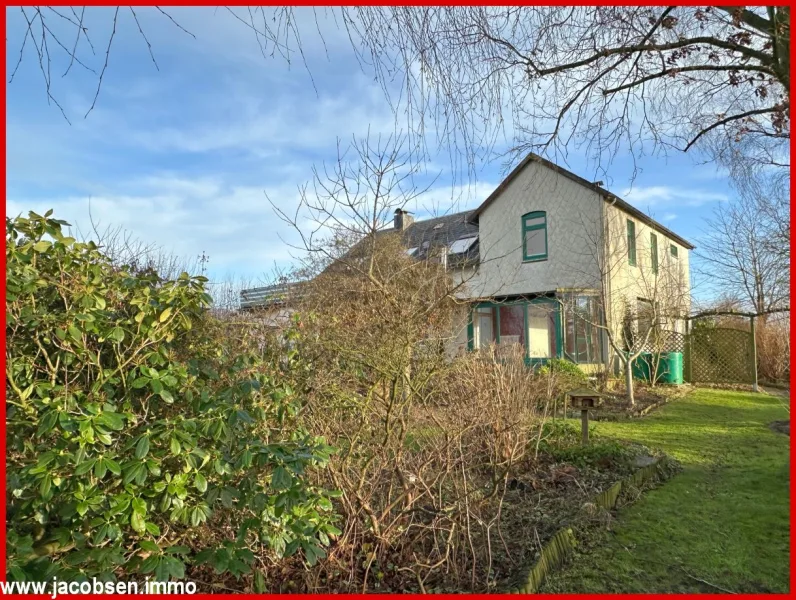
[542,388,790,593]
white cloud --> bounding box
[620,185,728,208]
[7,167,491,282]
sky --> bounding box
[6,7,734,298]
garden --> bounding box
[5,211,788,593]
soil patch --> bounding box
[562,385,691,422]
[768,420,790,436]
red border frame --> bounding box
[1,1,793,598]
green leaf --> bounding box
[139,540,160,553]
[159,389,174,404]
[167,557,185,580]
[194,472,207,494]
[155,559,170,582]
[33,240,51,252]
[254,570,266,593]
[94,458,108,479]
[140,555,160,574]
[190,506,204,527]
[159,307,173,322]
[105,458,122,475]
[68,325,82,342]
[131,377,149,389]
[97,411,125,431]
[132,497,147,515]
[75,459,97,476]
[146,522,161,536]
[93,524,109,546]
[135,436,150,459]
[271,466,292,491]
[108,327,125,343]
[130,511,146,534]
[170,437,181,456]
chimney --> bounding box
[394,208,414,231]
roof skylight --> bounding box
[448,236,478,254]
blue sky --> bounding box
[6,7,732,296]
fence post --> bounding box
[750,315,759,392]
[684,319,692,384]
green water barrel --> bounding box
[657,352,684,384]
[631,353,653,381]
[630,352,684,384]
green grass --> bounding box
[542,388,790,593]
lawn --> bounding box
[541,388,790,593]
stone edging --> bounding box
[508,457,668,594]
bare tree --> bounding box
[13,8,788,183]
[697,188,790,316]
[262,131,561,592]
[8,7,197,120]
[561,204,691,405]
[337,7,789,178]
[73,214,205,280]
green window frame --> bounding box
[651,232,658,274]
[627,219,636,266]
[670,244,678,259]
[562,294,606,365]
[466,299,563,365]
[522,211,548,262]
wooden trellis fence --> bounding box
[683,308,789,388]
[684,326,755,384]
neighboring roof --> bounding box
[401,210,480,267]
[240,281,306,310]
[468,153,696,250]
[240,212,479,308]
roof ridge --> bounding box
[407,209,474,225]
[469,152,695,249]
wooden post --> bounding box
[685,318,692,384]
[750,315,759,392]
[581,408,589,445]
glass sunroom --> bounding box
[467,293,606,367]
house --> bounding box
[241,153,694,372]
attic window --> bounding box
[448,236,478,255]
[406,247,418,256]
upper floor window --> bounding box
[670,244,678,259]
[627,219,637,266]
[522,211,547,261]
[650,232,658,274]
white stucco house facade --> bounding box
[242,153,694,372]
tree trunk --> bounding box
[624,358,635,406]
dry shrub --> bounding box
[273,235,555,592]
[757,316,790,383]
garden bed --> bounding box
[561,384,691,421]
[240,421,673,594]
[483,422,675,592]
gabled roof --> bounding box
[401,210,479,266]
[468,153,696,250]
[241,211,479,309]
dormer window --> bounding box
[522,211,548,262]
